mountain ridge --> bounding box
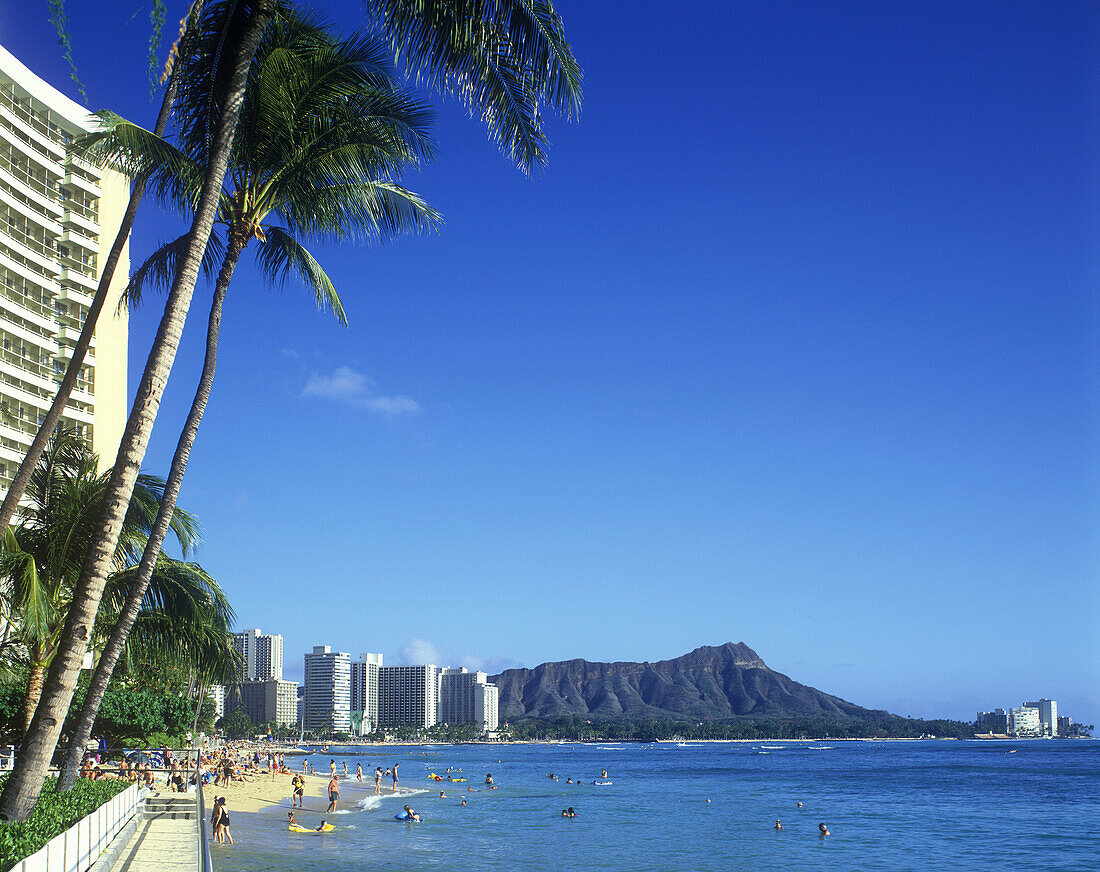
[488,642,888,721]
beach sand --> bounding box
[202,771,401,814]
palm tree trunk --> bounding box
[0,11,198,534]
[58,236,244,790]
[0,1,275,822]
[18,660,47,740]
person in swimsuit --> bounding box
[288,811,299,827]
[291,774,305,808]
[774,820,783,830]
[327,775,340,813]
[315,820,328,831]
[402,804,420,821]
[374,767,383,795]
[356,763,363,783]
[212,797,233,844]
[392,762,399,790]
[485,773,494,785]
[460,798,467,806]
[819,823,830,836]
[330,760,336,777]
[342,762,348,778]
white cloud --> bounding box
[398,638,448,665]
[395,639,520,675]
[301,366,420,418]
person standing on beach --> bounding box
[291,773,305,808]
[327,774,340,813]
[356,763,363,783]
[392,762,400,791]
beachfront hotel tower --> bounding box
[350,653,382,736]
[378,664,440,729]
[0,46,129,495]
[303,645,351,733]
[232,629,284,681]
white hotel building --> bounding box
[303,646,351,733]
[0,46,129,494]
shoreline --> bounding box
[201,771,414,814]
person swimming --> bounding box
[460,798,467,806]
[402,805,421,821]
[600,769,607,779]
[315,820,328,831]
[797,801,803,808]
[439,791,447,798]
[774,820,783,829]
[819,823,830,836]
[485,773,494,785]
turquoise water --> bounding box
[215,740,1098,871]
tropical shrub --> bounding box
[0,777,129,870]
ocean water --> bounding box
[214,740,1098,872]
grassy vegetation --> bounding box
[0,777,130,871]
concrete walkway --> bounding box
[114,795,199,872]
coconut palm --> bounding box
[0,428,200,736]
[7,0,582,819]
[0,0,277,822]
[57,12,438,788]
[0,1,209,533]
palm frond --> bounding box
[124,230,228,311]
[364,0,583,172]
[72,112,209,212]
[253,227,346,324]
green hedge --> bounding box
[0,777,130,871]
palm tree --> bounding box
[57,11,438,788]
[0,0,277,822]
[365,0,583,171]
[0,1,210,533]
[5,0,582,820]
[0,428,199,736]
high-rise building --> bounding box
[474,682,499,732]
[351,653,382,736]
[439,667,499,731]
[1057,716,1072,737]
[378,664,440,728]
[1027,699,1058,737]
[439,667,476,723]
[232,629,283,681]
[304,645,351,733]
[228,679,298,727]
[0,47,129,496]
[256,633,283,681]
[209,685,225,721]
[1009,705,1041,736]
[976,709,1008,733]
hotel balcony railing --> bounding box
[62,199,99,225]
[0,218,55,261]
[0,93,68,146]
[0,282,52,321]
[58,254,95,278]
[0,367,55,403]
[0,240,59,284]
[0,154,60,201]
[0,347,53,381]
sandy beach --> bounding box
[201,770,405,814]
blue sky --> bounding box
[3,1,1096,724]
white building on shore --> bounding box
[0,46,130,499]
[351,652,383,736]
[304,645,351,733]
